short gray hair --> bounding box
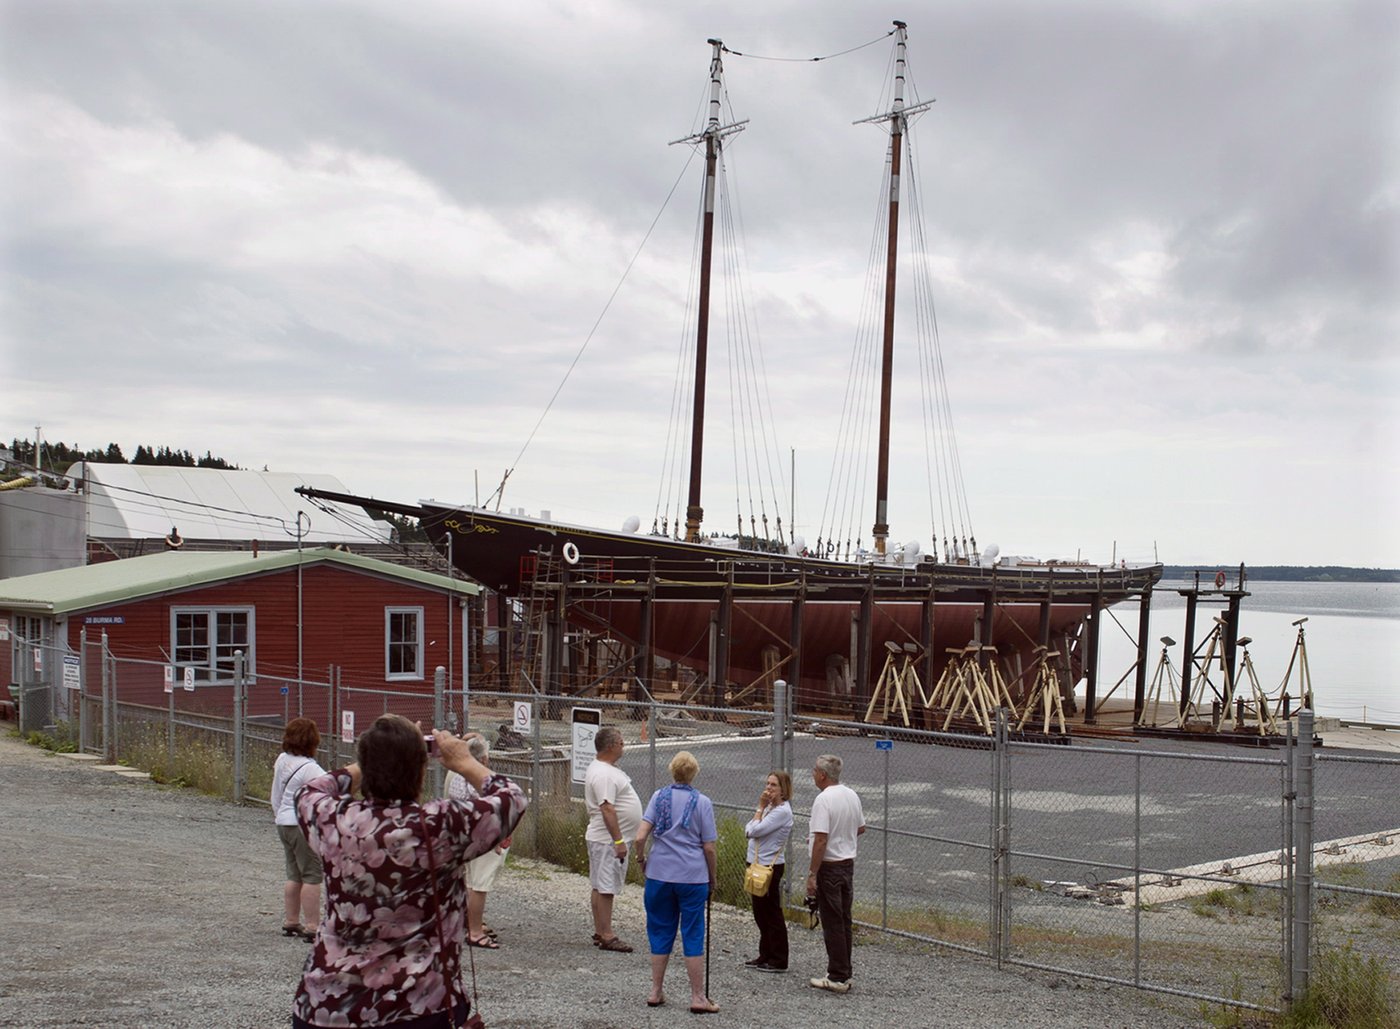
[594,726,623,754]
[468,735,490,762]
[815,754,842,782]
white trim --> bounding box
[385,606,425,681]
[170,605,256,684]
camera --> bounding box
[803,894,821,929]
[423,734,437,755]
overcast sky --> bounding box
[2,0,1396,567]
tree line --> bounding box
[7,438,240,472]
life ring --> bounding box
[1214,571,1226,589]
[561,541,580,565]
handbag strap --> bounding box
[423,807,477,1025]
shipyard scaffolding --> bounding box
[469,545,1290,744]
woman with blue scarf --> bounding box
[633,750,719,1014]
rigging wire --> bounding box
[719,29,896,64]
[487,149,699,510]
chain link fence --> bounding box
[9,638,1397,1019]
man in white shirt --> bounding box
[805,753,865,993]
[583,726,643,952]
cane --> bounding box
[704,885,713,998]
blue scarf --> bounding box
[653,783,698,838]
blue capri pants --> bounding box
[644,878,709,957]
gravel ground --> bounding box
[0,732,1204,1028]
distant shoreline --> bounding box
[1162,565,1400,584]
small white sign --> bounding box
[33,649,43,673]
[341,710,355,744]
[0,617,9,641]
[164,666,175,695]
[513,701,532,733]
[183,666,196,691]
[62,654,81,690]
[570,707,602,785]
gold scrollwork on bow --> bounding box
[443,518,498,535]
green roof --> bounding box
[0,548,479,616]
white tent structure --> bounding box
[66,464,392,546]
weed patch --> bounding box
[1281,944,1395,1029]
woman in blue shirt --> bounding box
[633,750,719,1014]
[743,770,794,971]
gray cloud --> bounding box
[2,0,1396,565]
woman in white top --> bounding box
[743,770,794,971]
[270,717,325,941]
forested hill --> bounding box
[6,437,239,473]
[1163,565,1399,583]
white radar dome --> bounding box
[621,515,641,534]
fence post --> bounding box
[647,697,657,800]
[772,680,787,775]
[432,666,446,799]
[882,735,890,930]
[1290,709,1315,1005]
[531,693,542,855]
[167,667,175,767]
[1282,716,1295,1006]
[233,651,246,804]
[101,631,113,762]
[1133,752,1142,986]
[79,627,89,755]
[990,707,1010,966]
[327,665,338,770]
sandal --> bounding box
[281,924,303,938]
[596,935,633,953]
[467,934,500,949]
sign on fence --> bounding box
[0,617,8,641]
[164,666,175,694]
[570,707,602,784]
[875,739,893,751]
[62,654,80,690]
[183,666,195,691]
[341,710,355,744]
[513,701,532,733]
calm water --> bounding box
[1089,580,1400,724]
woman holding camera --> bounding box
[293,715,527,1028]
[743,770,794,972]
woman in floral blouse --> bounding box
[293,715,527,1028]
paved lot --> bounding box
[0,728,1208,1028]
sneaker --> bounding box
[809,977,851,994]
[744,957,765,967]
[754,962,788,973]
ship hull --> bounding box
[418,503,1157,704]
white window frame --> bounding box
[170,606,256,684]
[385,606,425,681]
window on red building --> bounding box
[386,607,424,680]
[172,607,254,682]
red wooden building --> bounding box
[1,547,479,731]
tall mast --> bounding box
[856,21,933,556]
[673,39,746,543]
